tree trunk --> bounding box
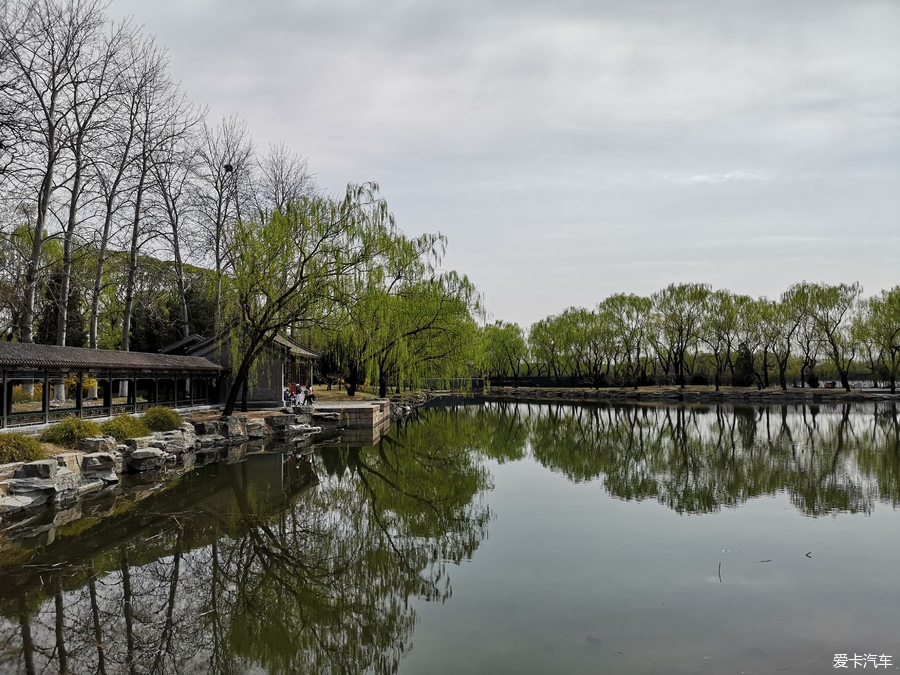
[21,122,58,344]
[121,166,147,352]
[57,155,83,347]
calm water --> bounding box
[1,402,899,674]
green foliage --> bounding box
[101,415,151,441]
[0,433,45,463]
[39,416,102,448]
[142,406,183,432]
[11,383,43,404]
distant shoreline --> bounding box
[483,386,900,405]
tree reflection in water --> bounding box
[1,401,898,674]
[0,425,492,675]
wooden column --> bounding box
[103,372,112,411]
[42,370,49,425]
[75,372,84,419]
[1,367,6,429]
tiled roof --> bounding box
[274,334,320,359]
[158,334,207,354]
[0,342,222,372]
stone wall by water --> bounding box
[0,411,336,520]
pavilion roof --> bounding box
[0,342,222,373]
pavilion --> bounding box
[0,343,221,429]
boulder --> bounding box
[55,452,82,475]
[124,436,154,450]
[265,414,296,428]
[20,459,58,479]
[0,494,35,516]
[0,463,23,484]
[53,468,80,495]
[220,417,247,439]
[82,453,116,472]
[77,436,117,453]
[5,467,79,504]
[125,448,167,472]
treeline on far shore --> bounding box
[479,282,900,394]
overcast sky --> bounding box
[107,0,900,327]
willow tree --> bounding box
[810,282,861,391]
[221,183,400,415]
[321,230,481,397]
[481,320,529,386]
[857,287,900,392]
[651,283,711,388]
[602,293,652,388]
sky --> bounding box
[105,0,900,328]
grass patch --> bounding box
[39,416,102,449]
[101,414,151,441]
[142,406,183,432]
[0,433,45,463]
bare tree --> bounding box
[0,0,108,343]
[252,142,315,218]
[120,49,190,353]
[194,115,254,332]
[87,35,163,348]
[149,99,204,339]
[54,16,136,347]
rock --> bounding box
[53,468,80,496]
[199,434,225,448]
[216,417,248,442]
[164,439,187,454]
[82,453,116,472]
[0,463,23,484]
[265,414,296,428]
[5,469,78,504]
[20,459,58,479]
[55,452,78,472]
[125,448,167,472]
[0,495,35,516]
[124,436,154,450]
[77,436,117,453]
[246,418,266,438]
[85,468,118,484]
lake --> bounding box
[1,401,899,674]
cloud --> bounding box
[104,0,900,326]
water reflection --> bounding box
[1,401,898,673]
[0,429,491,674]
[519,402,900,516]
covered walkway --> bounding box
[0,343,221,429]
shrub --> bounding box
[0,433,45,463]
[142,406,183,432]
[40,416,102,448]
[101,414,151,441]
[807,370,820,388]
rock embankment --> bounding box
[484,386,900,405]
[389,392,432,420]
[0,410,338,520]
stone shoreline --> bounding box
[484,386,900,405]
[0,409,342,520]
